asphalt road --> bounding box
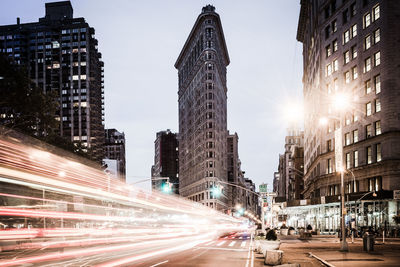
[0,230,261,267]
[134,231,258,267]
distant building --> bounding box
[0,1,105,161]
[104,129,126,181]
[175,5,230,210]
[275,128,304,202]
[151,130,179,195]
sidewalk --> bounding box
[278,235,400,267]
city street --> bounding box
[0,231,261,266]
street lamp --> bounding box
[320,92,351,252]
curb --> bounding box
[308,252,335,267]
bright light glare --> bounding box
[283,102,304,123]
[332,93,350,110]
[319,117,328,126]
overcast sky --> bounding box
[1,0,304,192]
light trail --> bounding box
[0,132,246,265]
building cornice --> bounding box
[175,9,230,69]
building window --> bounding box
[332,20,337,32]
[365,35,371,50]
[375,121,381,135]
[373,5,380,21]
[326,64,332,76]
[325,25,331,39]
[346,153,351,169]
[351,45,357,59]
[374,51,381,66]
[364,13,371,28]
[353,129,358,143]
[376,143,382,162]
[345,132,351,145]
[346,116,351,125]
[366,124,372,138]
[343,8,349,23]
[364,57,371,72]
[333,39,338,52]
[350,2,356,16]
[344,50,350,64]
[343,30,350,44]
[354,150,359,167]
[374,28,380,43]
[327,158,332,174]
[345,71,351,84]
[366,102,372,116]
[352,66,358,80]
[351,24,357,38]
[353,112,358,122]
[327,139,332,152]
[326,45,332,57]
[367,146,372,164]
[333,78,338,91]
[368,177,382,191]
[375,74,381,94]
[375,98,381,112]
[333,59,338,72]
[365,80,371,94]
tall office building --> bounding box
[151,130,179,195]
[175,5,230,211]
[297,0,400,227]
[0,1,105,161]
[104,129,126,181]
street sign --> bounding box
[259,183,268,193]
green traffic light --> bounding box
[161,182,172,193]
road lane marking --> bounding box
[216,241,226,246]
[241,241,246,247]
[150,260,169,267]
[195,247,247,252]
[228,241,236,247]
[205,241,215,246]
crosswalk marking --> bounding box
[228,241,236,247]
[216,241,226,246]
[241,241,246,247]
[205,241,215,246]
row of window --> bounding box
[326,50,380,78]
[327,120,381,151]
[327,176,381,196]
[326,142,381,174]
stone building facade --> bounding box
[296,0,400,229]
[175,5,230,211]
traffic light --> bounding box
[211,185,222,198]
[161,181,172,193]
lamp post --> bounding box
[320,92,352,252]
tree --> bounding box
[0,54,58,136]
[0,54,94,160]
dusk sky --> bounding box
[1,0,304,191]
